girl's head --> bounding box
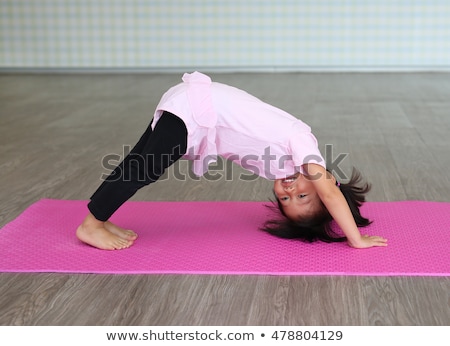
[262,168,372,242]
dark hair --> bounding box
[260,168,372,243]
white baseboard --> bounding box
[1,66,450,74]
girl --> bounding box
[76,72,387,250]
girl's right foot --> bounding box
[76,214,134,250]
[105,221,138,241]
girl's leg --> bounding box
[87,119,155,198]
[88,112,188,220]
[77,112,188,250]
[78,120,157,244]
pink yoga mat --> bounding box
[0,199,448,276]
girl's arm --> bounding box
[303,164,387,249]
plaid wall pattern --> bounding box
[1,0,449,69]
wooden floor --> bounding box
[0,72,449,326]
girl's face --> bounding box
[273,173,324,220]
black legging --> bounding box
[88,111,188,221]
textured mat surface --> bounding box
[0,199,448,276]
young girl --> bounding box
[77,72,387,250]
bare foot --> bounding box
[105,221,138,241]
[76,214,134,250]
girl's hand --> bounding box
[302,164,388,250]
[348,235,388,249]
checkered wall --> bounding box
[1,0,449,69]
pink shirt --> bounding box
[152,72,325,180]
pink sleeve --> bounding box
[289,131,326,170]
